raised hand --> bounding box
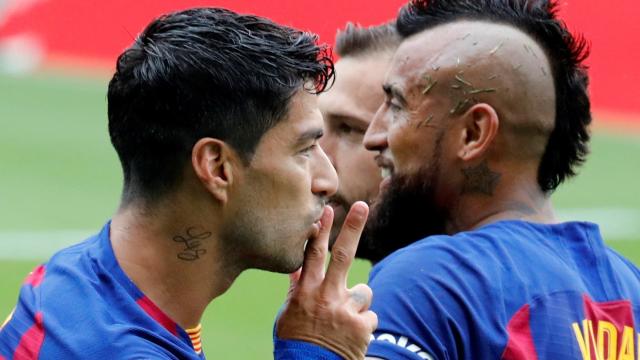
[276,202,377,360]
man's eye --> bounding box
[300,144,318,156]
[385,99,403,122]
[338,123,353,134]
[385,98,401,111]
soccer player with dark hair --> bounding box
[363,0,640,358]
[320,22,402,263]
[0,8,377,359]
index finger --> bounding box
[299,205,333,287]
[324,201,369,290]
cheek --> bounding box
[337,140,371,167]
[389,127,418,163]
[355,151,381,179]
[275,173,318,219]
[351,148,382,185]
[244,198,307,241]
[336,146,382,200]
[389,127,440,173]
[255,163,310,198]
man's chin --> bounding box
[362,172,447,264]
[378,176,392,194]
[263,256,304,275]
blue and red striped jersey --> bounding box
[0,222,205,359]
[366,220,640,359]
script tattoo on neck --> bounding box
[461,161,501,196]
[172,227,211,261]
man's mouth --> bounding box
[328,195,347,210]
[375,154,395,191]
[381,167,392,179]
[308,208,325,239]
[310,220,321,239]
[375,154,395,177]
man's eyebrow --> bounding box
[382,84,408,106]
[326,113,370,129]
[295,128,324,146]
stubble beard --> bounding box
[224,208,316,274]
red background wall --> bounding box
[1,0,639,118]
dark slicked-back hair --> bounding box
[397,0,591,192]
[108,7,334,203]
[335,22,401,58]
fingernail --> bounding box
[352,202,368,219]
[319,206,332,228]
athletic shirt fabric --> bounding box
[0,222,206,359]
[366,220,640,360]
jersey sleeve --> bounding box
[366,253,448,360]
[0,265,47,359]
[273,338,343,360]
[365,239,505,360]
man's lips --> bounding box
[374,154,395,175]
[375,154,394,192]
[308,209,325,239]
[328,195,348,212]
[309,221,321,239]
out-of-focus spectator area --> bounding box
[1,0,639,119]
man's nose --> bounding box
[311,145,339,198]
[319,133,337,169]
[363,105,389,152]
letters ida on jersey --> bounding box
[572,296,639,360]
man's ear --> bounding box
[191,138,237,203]
[457,103,499,161]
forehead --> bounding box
[387,31,442,88]
[253,90,322,155]
[387,21,499,88]
[319,56,390,115]
[332,56,391,91]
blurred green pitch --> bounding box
[1,72,639,358]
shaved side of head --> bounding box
[401,21,556,162]
[395,0,591,193]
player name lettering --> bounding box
[572,319,639,360]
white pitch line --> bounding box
[556,207,640,241]
[0,208,638,260]
[0,230,93,260]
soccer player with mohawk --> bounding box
[363,0,640,359]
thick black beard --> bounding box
[358,160,448,265]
